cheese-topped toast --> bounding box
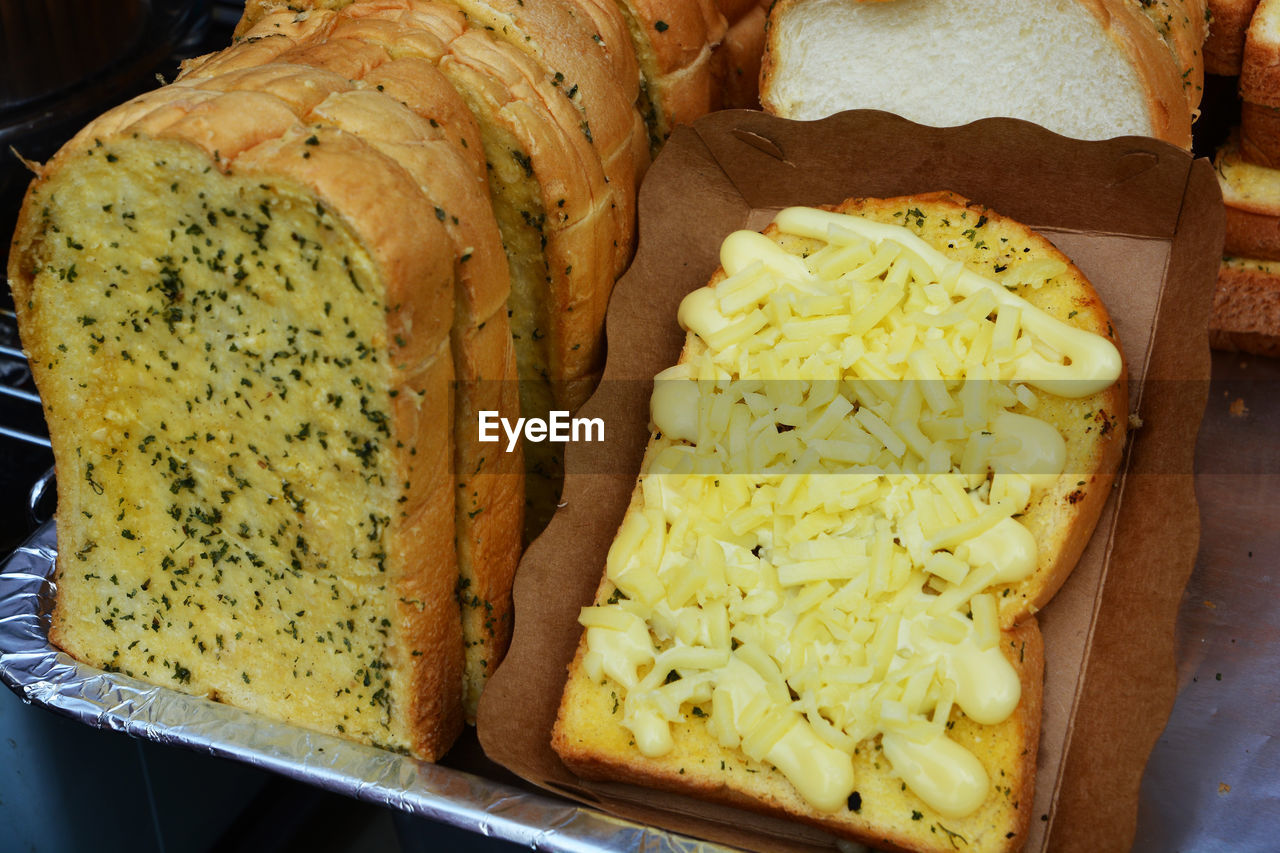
[553,193,1126,851]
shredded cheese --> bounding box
[581,207,1120,818]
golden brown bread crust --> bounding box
[1225,202,1280,260]
[407,0,647,279]
[716,1,768,110]
[610,0,728,141]
[552,193,1123,851]
[232,0,648,282]
[1239,0,1280,106]
[12,71,465,759]
[1240,102,1280,169]
[1129,0,1207,116]
[1205,0,1260,75]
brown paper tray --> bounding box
[478,109,1224,851]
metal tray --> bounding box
[0,520,726,853]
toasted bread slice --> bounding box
[11,69,464,759]
[553,193,1126,851]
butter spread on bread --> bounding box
[554,194,1126,851]
[10,76,466,759]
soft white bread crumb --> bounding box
[762,0,1166,142]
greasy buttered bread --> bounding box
[10,73,471,759]
[553,194,1126,851]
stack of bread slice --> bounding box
[758,0,1205,149]
[1208,0,1280,355]
[8,0,742,760]
[553,193,1127,852]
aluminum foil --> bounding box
[0,520,728,853]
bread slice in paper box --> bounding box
[553,193,1127,852]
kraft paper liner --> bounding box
[477,109,1223,852]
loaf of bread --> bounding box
[553,193,1126,851]
[759,0,1202,149]
[11,0,745,755]
[227,0,661,537]
[237,0,732,152]
[10,70,469,758]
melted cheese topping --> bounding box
[582,208,1119,818]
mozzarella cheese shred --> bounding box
[580,207,1121,818]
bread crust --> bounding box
[1210,256,1280,356]
[552,193,1124,851]
[716,2,768,110]
[235,2,620,415]
[1240,101,1280,168]
[1239,0,1280,106]
[1204,0,1260,75]
[612,0,728,139]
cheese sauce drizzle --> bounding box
[580,208,1120,819]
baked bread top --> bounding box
[553,193,1126,851]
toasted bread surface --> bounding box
[11,77,464,758]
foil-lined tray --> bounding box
[0,520,726,853]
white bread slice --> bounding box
[760,0,1195,149]
[1205,0,1260,74]
[179,29,524,721]
[10,70,465,759]
[553,193,1126,852]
